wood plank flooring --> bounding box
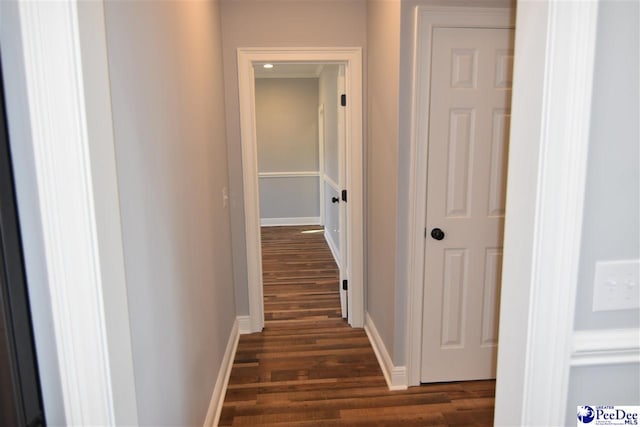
[219,226,495,426]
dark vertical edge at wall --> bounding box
[0,54,45,427]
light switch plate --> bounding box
[592,259,640,312]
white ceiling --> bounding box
[253,63,324,78]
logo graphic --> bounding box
[577,406,596,424]
[577,406,640,426]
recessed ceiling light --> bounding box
[263,63,274,69]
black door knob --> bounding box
[332,197,340,203]
[430,228,445,240]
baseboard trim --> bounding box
[571,328,640,366]
[324,230,341,269]
[203,318,239,427]
[237,315,252,335]
[260,217,321,227]
[364,313,408,391]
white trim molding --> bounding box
[405,5,515,387]
[571,329,640,367]
[494,1,600,426]
[238,47,364,331]
[324,229,341,269]
[258,171,320,179]
[237,316,252,335]
[365,313,408,391]
[260,217,321,227]
[203,319,240,427]
[15,1,136,424]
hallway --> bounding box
[219,226,495,426]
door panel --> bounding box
[421,27,514,383]
[337,64,347,319]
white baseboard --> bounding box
[260,217,321,226]
[571,328,640,366]
[364,313,408,390]
[324,229,341,269]
[203,318,239,427]
[237,315,252,335]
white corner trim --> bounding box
[571,329,640,367]
[203,319,240,427]
[405,5,515,387]
[518,2,600,425]
[238,48,265,334]
[18,1,120,424]
[260,217,321,227]
[76,2,139,423]
[237,47,364,330]
[237,316,252,335]
[324,230,341,269]
[365,313,408,391]
[258,171,320,179]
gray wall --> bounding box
[104,1,237,424]
[256,78,319,173]
[0,3,66,423]
[566,1,640,422]
[255,78,320,220]
[366,0,401,360]
[220,0,367,315]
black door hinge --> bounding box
[341,189,347,202]
[424,228,427,238]
[342,279,348,291]
[340,94,346,107]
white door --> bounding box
[337,64,348,319]
[421,27,514,382]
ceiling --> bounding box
[253,63,325,78]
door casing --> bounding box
[237,47,364,331]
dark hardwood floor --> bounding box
[219,226,495,426]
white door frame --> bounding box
[405,6,515,387]
[237,47,364,331]
[6,0,138,424]
[494,1,599,425]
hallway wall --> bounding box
[104,1,236,424]
[366,0,401,362]
[219,0,367,315]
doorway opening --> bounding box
[237,48,364,332]
[253,62,348,318]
